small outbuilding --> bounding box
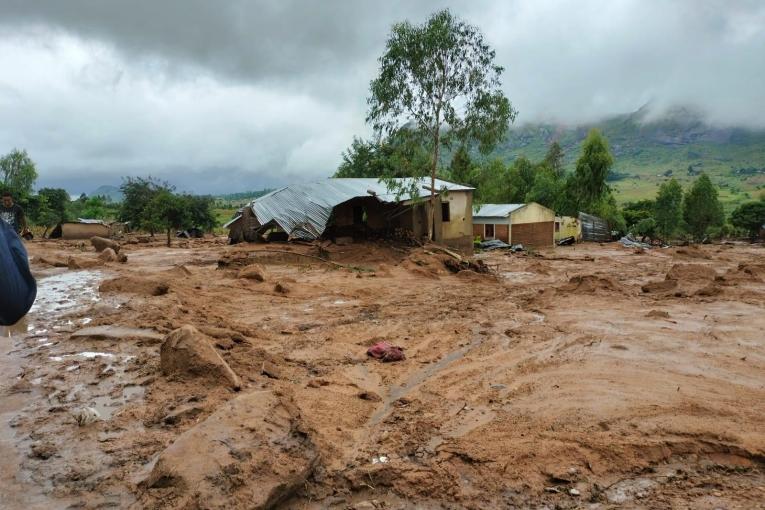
[50,219,111,240]
[473,202,555,247]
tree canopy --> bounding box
[730,199,765,238]
[0,148,38,200]
[654,178,684,239]
[367,8,515,236]
[683,173,724,240]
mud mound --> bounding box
[160,325,242,390]
[140,390,316,509]
[35,256,69,267]
[238,263,267,281]
[642,279,678,294]
[99,276,169,296]
[98,247,118,262]
[526,261,550,275]
[727,263,765,282]
[560,274,620,293]
[666,263,717,282]
[91,236,120,253]
[674,245,711,259]
[695,283,723,297]
[645,309,670,319]
[67,256,102,270]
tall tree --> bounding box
[367,9,515,238]
[543,141,565,179]
[37,188,70,224]
[448,145,477,187]
[654,178,684,240]
[507,156,536,203]
[561,129,614,216]
[683,173,724,240]
[526,166,564,210]
[475,158,509,203]
[0,148,38,199]
[730,199,765,240]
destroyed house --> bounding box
[225,178,474,252]
[473,202,556,247]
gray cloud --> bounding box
[0,0,763,194]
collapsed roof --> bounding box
[226,177,472,240]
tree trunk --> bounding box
[429,116,441,242]
[166,229,171,247]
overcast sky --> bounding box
[0,0,763,194]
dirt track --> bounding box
[1,238,764,509]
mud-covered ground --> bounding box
[1,237,764,509]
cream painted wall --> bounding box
[509,202,555,224]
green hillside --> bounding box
[490,106,765,212]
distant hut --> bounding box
[50,219,111,240]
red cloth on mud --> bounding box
[366,342,405,362]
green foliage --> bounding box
[141,190,189,246]
[683,173,725,240]
[62,194,120,225]
[542,141,565,179]
[570,129,614,208]
[38,188,69,223]
[730,199,765,238]
[622,199,655,229]
[506,157,536,203]
[633,217,657,239]
[82,196,109,219]
[526,166,564,210]
[117,176,217,241]
[448,145,478,187]
[367,8,515,208]
[334,133,430,180]
[654,178,684,239]
[591,193,626,234]
[184,195,217,231]
[119,177,173,231]
[0,148,38,200]
[475,158,509,203]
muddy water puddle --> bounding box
[0,268,137,509]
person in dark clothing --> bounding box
[1,192,27,234]
[0,218,36,326]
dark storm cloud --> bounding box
[0,0,763,194]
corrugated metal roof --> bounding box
[76,218,109,225]
[243,177,472,240]
[474,203,525,218]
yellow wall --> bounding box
[439,190,472,241]
[555,216,581,241]
[509,202,555,224]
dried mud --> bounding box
[0,238,763,509]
